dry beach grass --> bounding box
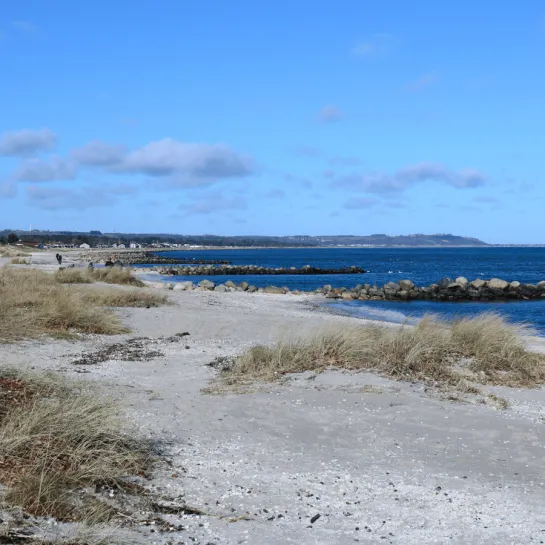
[0,267,167,342]
[0,367,151,523]
[55,267,145,287]
[223,313,545,390]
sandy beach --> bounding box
[2,251,545,544]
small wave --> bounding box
[328,301,418,325]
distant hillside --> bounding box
[1,229,488,247]
[283,234,489,247]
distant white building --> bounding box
[79,243,91,249]
[129,242,141,249]
[117,243,126,249]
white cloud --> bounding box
[14,157,78,182]
[0,129,57,156]
[71,140,127,166]
[118,138,253,183]
[332,163,487,195]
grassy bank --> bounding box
[0,267,167,343]
[222,313,545,390]
[0,367,151,523]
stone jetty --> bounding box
[147,276,545,302]
[152,264,366,276]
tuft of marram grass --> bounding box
[0,367,151,522]
[55,267,144,287]
[224,313,545,389]
[79,287,168,308]
[10,257,29,265]
[0,267,166,342]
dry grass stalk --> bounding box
[0,267,166,342]
[224,313,545,390]
[0,246,31,258]
[55,268,144,287]
[10,257,29,265]
[0,367,151,522]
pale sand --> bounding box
[2,251,545,544]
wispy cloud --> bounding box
[10,20,36,34]
[402,73,438,93]
[71,140,127,166]
[318,105,343,123]
[343,197,378,209]
[26,185,121,210]
[473,195,498,204]
[0,182,17,198]
[351,33,394,58]
[262,189,285,199]
[179,191,247,215]
[291,145,323,158]
[329,156,361,167]
[14,157,78,182]
[332,163,487,196]
[0,129,57,157]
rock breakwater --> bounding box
[152,264,366,276]
[146,276,545,302]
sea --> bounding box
[140,247,545,334]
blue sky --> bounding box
[1,1,545,243]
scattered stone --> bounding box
[198,279,216,290]
[310,514,321,524]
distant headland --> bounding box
[0,229,489,249]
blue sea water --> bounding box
[141,247,545,333]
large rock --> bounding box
[510,281,521,289]
[247,285,258,293]
[264,286,285,294]
[224,280,237,289]
[488,278,509,290]
[438,277,454,289]
[455,277,469,287]
[470,278,487,289]
[198,279,216,290]
[447,282,463,290]
[536,281,545,291]
[341,292,354,300]
[214,284,229,292]
[173,281,195,291]
[398,279,414,291]
[383,281,400,292]
[239,281,249,291]
[368,287,384,297]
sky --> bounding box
[1,1,545,243]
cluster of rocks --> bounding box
[318,277,545,301]
[153,264,366,276]
[150,276,545,302]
